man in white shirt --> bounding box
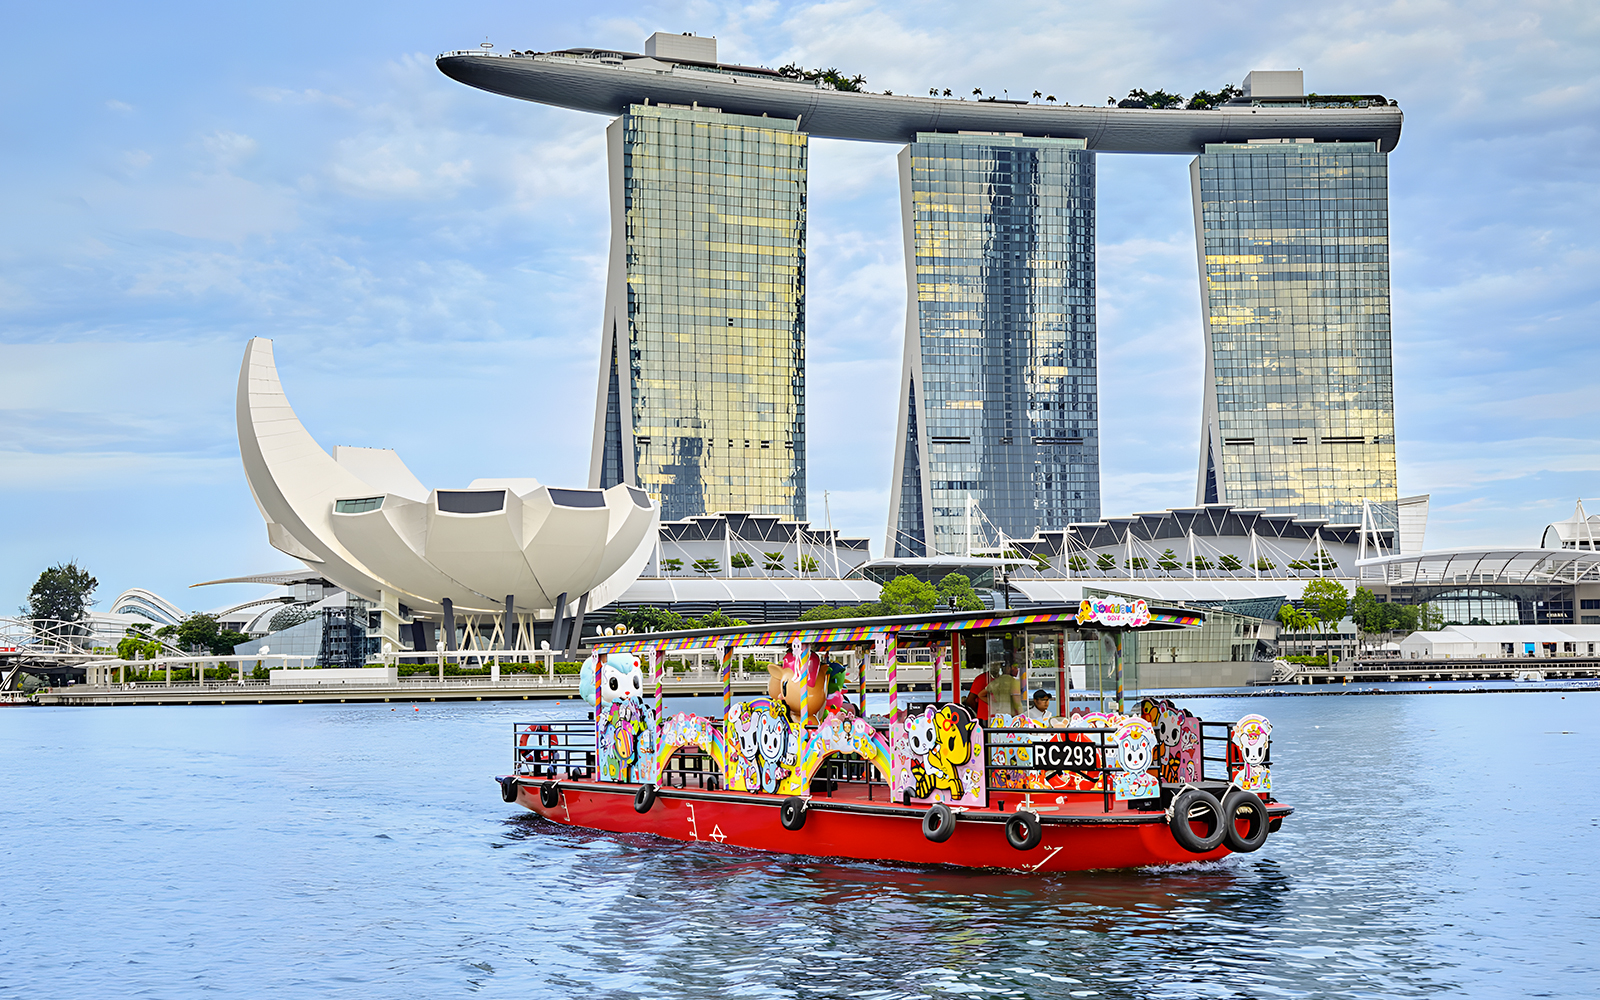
[1024,689,1053,721]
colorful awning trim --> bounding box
[900,611,1080,632]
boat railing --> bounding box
[512,720,596,780]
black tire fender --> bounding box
[499,776,519,803]
[1004,811,1043,851]
[1169,788,1228,854]
[1220,788,1270,853]
[922,802,957,843]
[633,783,657,814]
[780,795,807,831]
[539,780,560,809]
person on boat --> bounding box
[986,658,1024,720]
[1025,689,1053,721]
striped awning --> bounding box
[590,623,895,655]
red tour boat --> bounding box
[497,601,1289,872]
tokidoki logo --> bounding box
[1076,597,1151,628]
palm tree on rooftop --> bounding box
[973,87,982,97]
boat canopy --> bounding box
[580,601,1203,655]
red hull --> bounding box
[510,779,1290,873]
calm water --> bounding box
[3,692,1596,999]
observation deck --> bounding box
[436,49,1404,154]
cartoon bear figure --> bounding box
[769,644,826,723]
[906,704,978,801]
[1110,717,1161,801]
[1231,714,1272,792]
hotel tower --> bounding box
[887,134,1099,557]
[587,88,808,520]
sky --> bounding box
[2,0,1597,616]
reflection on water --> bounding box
[3,693,1596,998]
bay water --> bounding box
[3,691,1595,998]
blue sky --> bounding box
[2,0,1597,615]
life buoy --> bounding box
[1168,788,1227,853]
[499,776,518,803]
[1220,788,1270,852]
[1004,811,1043,851]
[780,795,807,831]
[539,780,560,809]
[922,802,957,843]
[633,783,657,813]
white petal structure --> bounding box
[237,338,658,616]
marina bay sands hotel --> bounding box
[438,33,1403,558]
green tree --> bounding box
[1068,555,1090,573]
[1095,553,1117,572]
[27,561,98,624]
[799,603,882,622]
[1185,84,1242,109]
[1218,554,1243,572]
[687,608,748,629]
[1301,578,1350,667]
[1157,548,1181,571]
[1350,586,1384,646]
[730,552,754,572]
[880,574,940,615]
[762,551,786,572]
[1252,557,1276,572]
[175,613,220,654]
[935,572,985,611]
[794,555,820,575]
[776,63,866,92]
[213,629,250,656]
[661,558,683,574]
[1123,87,1184,108]
[1186,554,1214,571]
[692,557,721,576]
[614,606,688,633]
[1418,602,1445,631]
[1124,556,1149,571]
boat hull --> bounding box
[510,779,1284,872]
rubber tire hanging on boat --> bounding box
[499,776,518,803]
[1004,811,1043,851]
[1220,788,1270,853]
[539,780,560,809]
[780,796,807,831]
[633,783,657,814]
[922,802,957,843]
[1168,788,1228,853]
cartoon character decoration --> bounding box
[891,704,985,806]
[781,712,892,795]
[655,712,727,778]
[1230,714,1272,792]
[1110,717,1161,801]
[580,652,657,784]
[769,640,828,723]
[725,699,799,793]
[1140,697,1202,784]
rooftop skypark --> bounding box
[438,39,1403,153]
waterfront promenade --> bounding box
[34,655,927,707]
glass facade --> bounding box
[1193,141,1398,526]
[594,104,807,521]
[890,134,1099,557]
